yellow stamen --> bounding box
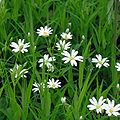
[65,35,68,39]
[70,57,74,60]
[109,108,113,113]
[99,61,102,64]
[96,105,100,109]
[44,32,48,35]
[62,45,65,49]
[45,60,48,64]
[52,83,56,88]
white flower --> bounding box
[102,98,120,116]
[28,32,30,37]
[82,35,85,40]
[32,82,40,93]
[61,49,83,66]
[80,116,82,119]
[61,32,72,40]
[117,84,120,89]
[115,63,120,71]
[68,22,71,27]
[47,64,54,72]
[36,26,53,37]
[32,82,45,93]
[10,39,30,53]
[92,54,109,68]
[10,64,28,78]
[34,46,36,50]
[87,96,106,114]
[61,97,66,104]
[56,40,71,51]
[47,78,61,89]
[66,28,69,33]
[38,54,56,68]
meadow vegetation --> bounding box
[0,0,120,120]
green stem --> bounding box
[111,0,119,95]
[114,0,119,55]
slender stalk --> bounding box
[112,0,119,95]
[114,0,119,55]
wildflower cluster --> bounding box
[9,24,120,119]
[87,96,120,116]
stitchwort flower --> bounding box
[87,96,106,113]
[117,84,120,89]
[10,64,28,78]
[32,82,45,93]
[82,35,85,40]
[115,63,120,71]
[65,28,69,33]
[102,98,120,116]
[47,64,54,72]
[92,54,109,68]
[10,39,30,53]
[36,26,53,37]
[38,54,56,68]
[80,116,82,119]
[56,40,71,51]
[61,32,72,40]
[61,49,83,66]
[61,97,66,104]
[47,78,61,89]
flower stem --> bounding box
[114,0,119,55]
[111,0,119,95]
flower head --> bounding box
[115,63,120,71]
[87,96,106,113]
[102,98,120,116]
[61,32,72,40]
[61,49,83,66]
[10,39,30,53]
[36,26,53,37]
[10,64,28,78]
[68,22,71,27]
[28,32,30,37]
[61,97,66,104]
[117,84,120,89]
[56,40,71,51]
[80,116,82,119]
[32,82,45,93]
[47,78,61,89]
[38,54,56,68]
[47,64,54,72]
[92,54,109,68]
[66,28,69,33]
[82,35,85,40]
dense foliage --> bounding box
[0,0,120,120]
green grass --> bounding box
[0,0,120,120]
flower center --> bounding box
[50,66,54,72]
[52,83,56,88]
[45,60,48,64]
[62,45,65,49]
[70,57,74,60]
[65,35,68,40]
[43,32,48,35]
[96,105,100,109]
[19,45,24,50]
[98,61,102,64]
[109,108,114,113]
